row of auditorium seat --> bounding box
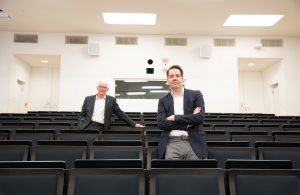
[1,129,300,147]
[1,119,300,131]
[144,118,300,123]
[1,111,299,128]
[0,129,143,144]
[2,111,300,120]
[146,141,300,169]
[0,159,299,195]
[143,123,300,133]
[1,140,300,169]
[1,111,300,133]
[146,129,300,147]
[1,122,300,134]
[1,111,300,195]
[12,110,300,117]
[146,129,300,141]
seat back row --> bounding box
[1,140,300,169]
[0,160,300,195]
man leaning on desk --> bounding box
[78,81,144,131]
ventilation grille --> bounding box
[214,38,235,47]
[14,34,38,43]
[65,36,88,44]
[165,38,187,46]
[261,39,283,47]
[115,37,138,45]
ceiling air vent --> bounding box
[65,35,88,44]
[261,39,283,47]
[14,34,38,43]
[165,38,187,46]
[214,38,235,47]
[115,37,138,45]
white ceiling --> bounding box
[1,0,300,36]
[1,0,296,70]
[238,58,282,72]
[14,54,61,68]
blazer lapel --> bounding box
[167,93,175,115]
[103,96,109,123]
[183,89,188,114]
[104,96,110,114]
[90,95,96,112]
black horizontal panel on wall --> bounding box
[115,80,169,99]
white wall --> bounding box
[59,35,240,113]
[0,31,32,113]
[29,67,60,111]
[0,32,63,113]
[239,71,264,113]
[8,56,31,113]
[0,32,11,112]
[281,38,300,115]
[263,61,282,115]
[1,31,300,115]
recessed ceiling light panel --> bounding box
[248,63,256,67]
[223,14,284,27]
[41,59,49,64]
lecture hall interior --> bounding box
[1,1,300,195]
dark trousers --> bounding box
[84,121,104,131]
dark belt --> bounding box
[169,135,189,141]
[91,121,104,126]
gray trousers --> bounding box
[165,138,200,160]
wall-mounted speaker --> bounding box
[147,59,153,65]
[88,43,100,56]
[199,45,212,58]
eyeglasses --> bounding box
[98,86,108,89]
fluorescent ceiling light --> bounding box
[115,93,120,96]
[150,90,169,93]
[126,92,146,95]
[248,63,256,67]
[103,12,157,25]
[0,9,9,18]
[223,14,284,27]
[41,59,49,64]
[123,79,148,83]
[142,86,163,89]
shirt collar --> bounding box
[96,94,106,100]
[171,87,184,97]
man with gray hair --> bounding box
[78,81,144,131]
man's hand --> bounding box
[187,107,202,129]
[166,115,175,121]
[134,123,145,128]
[193,107,201,114]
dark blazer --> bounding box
[78,95,136,130]
[157,88,208,159]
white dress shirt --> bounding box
[91,95,105,124]
[169,88,188,137]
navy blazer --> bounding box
[78,95,136,130]
[156,88,208,159]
